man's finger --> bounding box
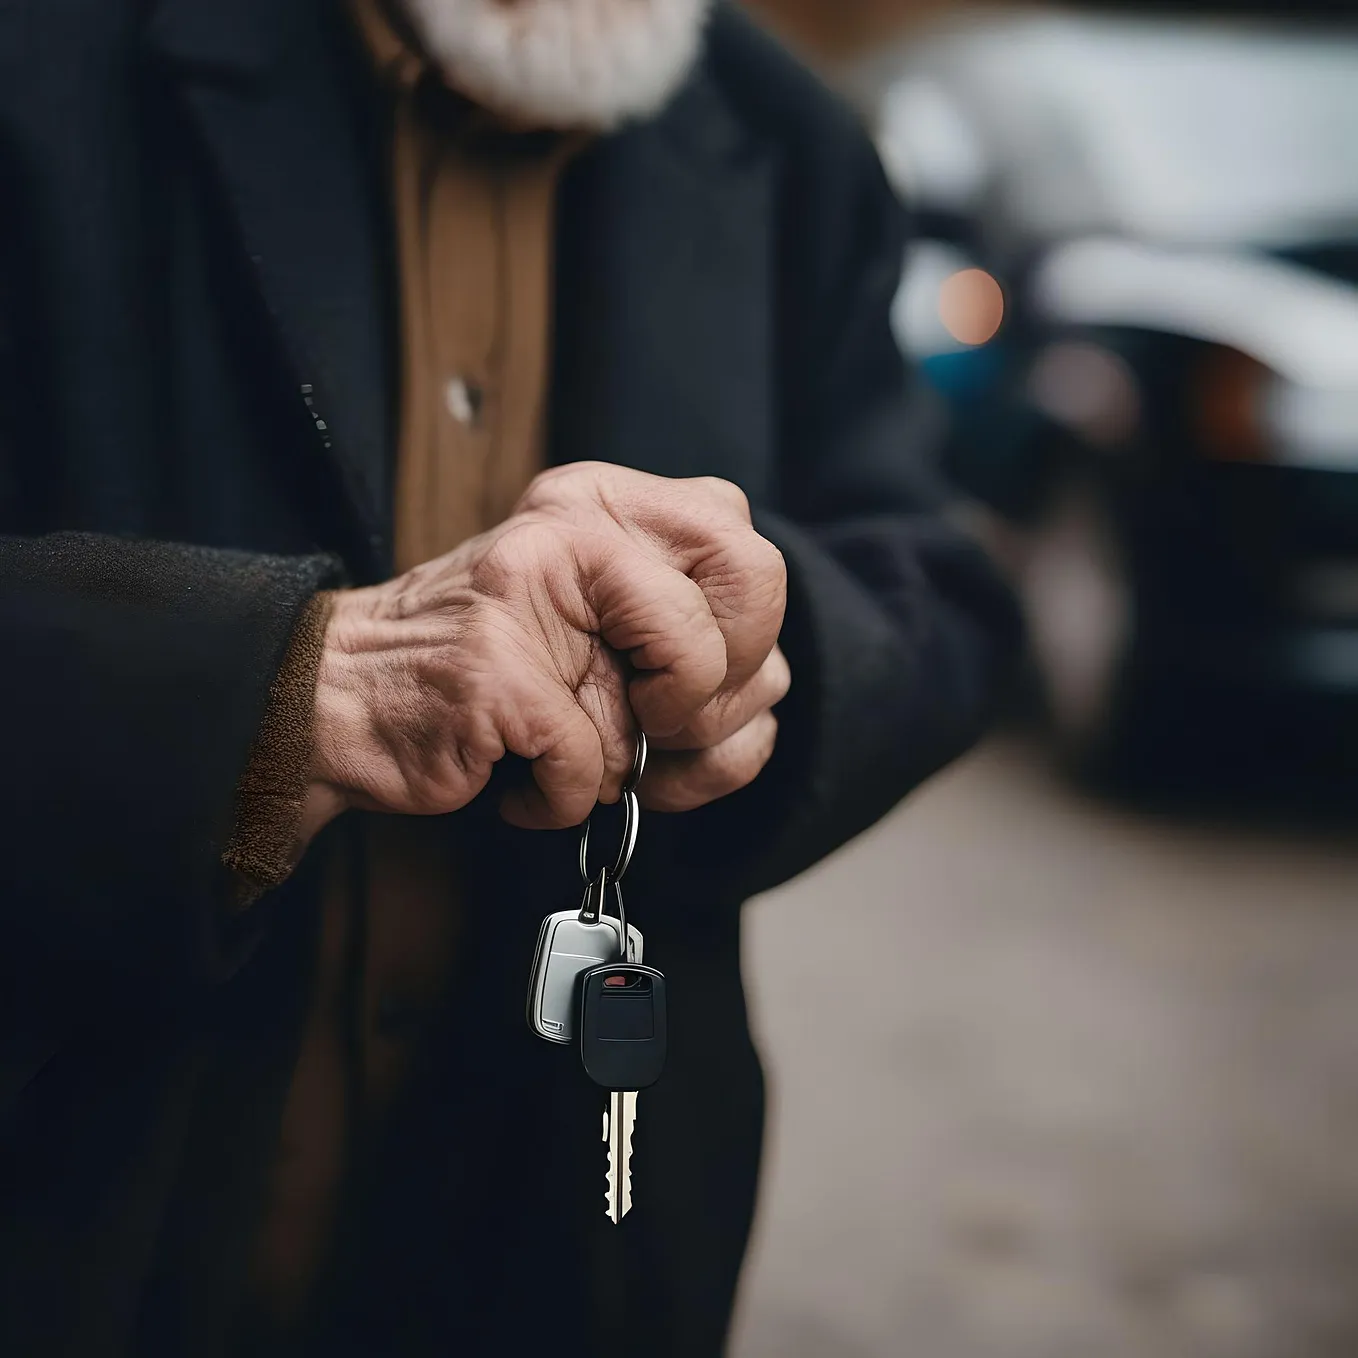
[577,538,729,737]
[604,475,786,690]
[637,710,779,813]
[687,529,787,691]
[500,692,604,830]
[519,465,785,696]
[689,475,752,523]
[649,645,791,752]
[572,640,637,804]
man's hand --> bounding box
[301,464,788,840]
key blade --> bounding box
[619,1091,637,1219]
[605,1093,625,1224]
[603,1091,636,1224]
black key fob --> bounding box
[579,963,667,1091]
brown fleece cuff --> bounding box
[223,591,335,909]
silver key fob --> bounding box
[527,907,642,1044]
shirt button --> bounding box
[445,376,484,428]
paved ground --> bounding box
[730,739,1358,1358]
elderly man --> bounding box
[0,1,1019,1355]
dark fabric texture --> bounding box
[0,533,340,981]
[0,2,1023,1356]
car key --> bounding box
[527,736,647,1045]
[525,867,641,1044]
[580,961,667,1223]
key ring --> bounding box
[578,733,648,886]
[578,862,633,962]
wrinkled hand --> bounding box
[303,463,788,839]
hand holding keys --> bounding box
[525,735,667,1224]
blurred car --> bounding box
[852,11,1358,785]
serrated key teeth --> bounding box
[605,1171,623,1225]
[604,1092,634,1225]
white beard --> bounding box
[398,0,713,130]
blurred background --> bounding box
[727,2,1358,1354]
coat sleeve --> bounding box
[0,532,340,991]
[640,119,1023,903]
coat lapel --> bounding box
[552,66,778,500]
[147,0,394,578]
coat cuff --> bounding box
[222,591,335,907]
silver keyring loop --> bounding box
[612,875,629,961]
[579,788,639,884]
[577,734,648,885]
[628,732,648,791]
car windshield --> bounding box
[888,15,1358,248]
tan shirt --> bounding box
[232,0,577,1328]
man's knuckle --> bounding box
[694,475,749,519]
[762,537,788,591]
[723,716,776,786]
[765,650,792,702]
[473,520,568,596]
[470,538,524,596]
[521,464,575,501]
[685,707,725,749]
[643,776,698,814]
[722,756,760,795]
[708,530,781,599]
[742,536,786,605]
[771,668,791,706]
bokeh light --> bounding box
[938,267,1005,346]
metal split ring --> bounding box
[578,733,648,885]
